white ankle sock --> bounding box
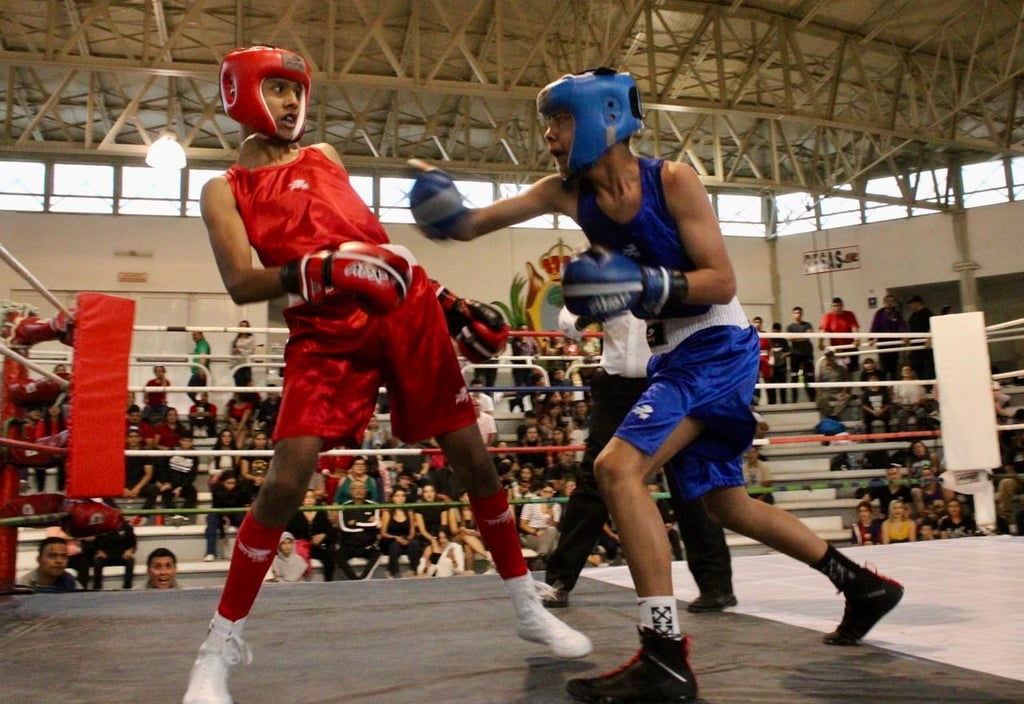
[638,596,680,637]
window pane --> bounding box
[498,183,554,229]
[913,167,948,204]
[186,169,223,218]
[961,160,1008,208]
[379,176,415,223]
[1011,157,1024,199]
[52,163,113,213]
[0,161,46,211]
[866,175,902,198]
[716,193,761,222]
[348,175,374,206]
[455,180,493,209]
[864,203,908,223]
[123,166,181,198]
[774,192,817,235]
[119,199,182,216]
[720,222,765,237]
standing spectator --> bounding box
[474,396,498,447]
[907,295,935,384]
[91,517,137,590]
[819,297,861,372]
[510,323,541,412]
[187,331,211,402]
[20,537,77,592]
[751,317,772,404]
[143,365,172,424]
[768,322,790,405]
[335,482,381,580]
[146,548,181,589]
[230,320,255,388]
[157,431,199,510]
[786,306,816,402]
[869,294,908,380]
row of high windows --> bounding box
[2,157,1022,237]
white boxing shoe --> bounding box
[182,613,252,704]
[506,575,593,658]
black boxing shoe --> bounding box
[824,565,904,646]
[541,584,570,609]
[567,628,698,703]
[686,591,738,613]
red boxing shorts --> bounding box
[274,266,476,449]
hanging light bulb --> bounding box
[146,135,187,170]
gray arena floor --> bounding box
[1,538,1021,703]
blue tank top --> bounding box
[576,157,711,318]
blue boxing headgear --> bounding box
[537,67,644,175]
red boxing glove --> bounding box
[280,242,412,313]
[433,282,510,363]
[11,312,74,347]
[9,378,63,407]
[63,500,124,538]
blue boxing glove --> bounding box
[561,249,689,321]
[407,159,468,240]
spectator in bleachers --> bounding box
[224,390,254,450]
[515,410,540,443]
[996,427,1024,534]
[819,296,861,372]
[906,295,935,384]
[492,442,518,484]
[786,306,816,402]
[238,430,272,500]
[361,416,391,450]
[287,489,337,581]
[418,528,465,577]
[188,392,218,440]
[20,536,77,592]
[742,446,774,504]
[857,356,880,381]
[268,532,309,583]
[938,497,979,538]
[187,331,211,402]
[392,470,421,503]
[204,471,249,562]
[154,407,188,450]
[510,465,541,503]
[474,396,497,447]
[35,402,66,493]
[142,365,172,424]
[517,425,548,470]
[425,461,465,504]
[91,516,137,590]
[125,405,156,448]
[207,429,237,487]
[816,351,854,422]
[767,322,790,405]
[450,490,494,575]
[509,324,541,413]
[414,483,450,548]
[881,500,916,544]
[253,387,281,437]
[333,456,381,504]
[851,502,882,545]
[519,484,561,564]
[752,317,771,402]
[917,518,939,540]
[145,547,181,589]
[860,373,894,435]
[905,440,941,481]
[892,365,935,430]
[860,465,914,520]
[869,294,908,380]
[335,482,381,580]
[157,430,199,510]
[124,426,158,510]
[378,487,424,578]
[230,320,255,388]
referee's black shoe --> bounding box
[567,627,698,703]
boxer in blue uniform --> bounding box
[409,67,904,703]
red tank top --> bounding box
[224,147,388,267]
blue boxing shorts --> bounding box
[614,324,760,501]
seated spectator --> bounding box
[881,499,916,544]
[519,484,561,563]
[912,466,947,518]
[892,365,935,430]
[742,445,774,504]
[20,536,77,592]
[157,431,199,510]
[335,482,381,580]
[124,427,158,510]
[859,465,914,519]
[153,407,188,450]
[223,391,254,449]
[361,416,392,450]
[417,528,465,578]
[238,431,271,500]
[91,517,137,590]
[206,429,237,487]
[253,387,281,436]
[449,491,495,574]
[145,548,181,589]
[188,392,218,440]
[333,456,381,504]
[815,351,854,421]
[125,405,156,448]
[851,501,882,545]
[938,497,979,538]
[378,487,424,578]
[917,518,939,541]
[268,532,309,583]
[516,425,549,469]
[860,374,893,435]
[286,489,337,582]
[996,427,1024,534]
[414,483,450,548]
[204,471,249,561]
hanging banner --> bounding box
[802,245,860,275]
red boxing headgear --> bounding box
[220,46,311,140]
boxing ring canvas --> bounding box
[1,537,1020,703]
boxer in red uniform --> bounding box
[182,46,590,704]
